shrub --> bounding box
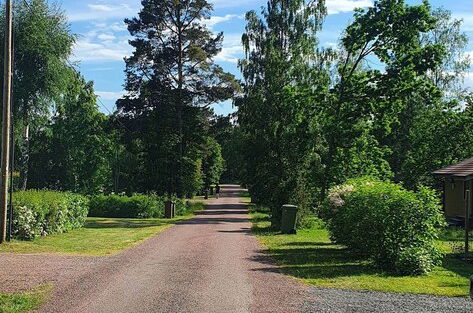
[321,177,445,275]
[89,194,163,218]
[12,190,89,240]
[88,194,200,218]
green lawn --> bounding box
[0,285,51,313]
[0,203,204,256]
[250,205,473,297]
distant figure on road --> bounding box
[216,184,221,199]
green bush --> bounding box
[13,190,89,240]
[321,177,445,275]
[88,194,198,218]
[89,194,163,218]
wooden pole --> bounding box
[0,0,13,244]
[7,27,14,242]
[465,188,470,257]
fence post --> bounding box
[165,200,173,219]
[466,189,470,257]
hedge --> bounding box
[88,194,191,218]
[12,190,89,240]
[321,177,445,275]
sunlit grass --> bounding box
[249,205,473,297]
[0,285,51,313]
[0,203,204,256]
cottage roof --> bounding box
[433,157,473,180]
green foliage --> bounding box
[28,73,115,194]
[318,0,445,200]
[0,0,77,189]
[182,156,204,199]
[12,190,89,240]
[89,194,163,218]
[237,0,472,233]
[0,0,116,194]
[2,0,76,119]
[116,0,236,197]
[202,137,224,188]
[88,194,195,219]
[0,286,51,313]
[250,205,473,297]
[422,8,471,96]
[375,6,473,190]
[210,115,246,183]
[238,0,327,215]
[322,178,445,275]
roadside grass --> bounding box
[249,205,473,297]
[0,285,51,313]
[241,191,250,198]
[0,203,204,256]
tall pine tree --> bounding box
[117,0,236,196]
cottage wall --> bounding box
[444,179,473,217]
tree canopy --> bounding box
[0,0,470,216]
[115,0,236,197]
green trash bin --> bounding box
[281,204,298,234]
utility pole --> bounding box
[0,0,13,244]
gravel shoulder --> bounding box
[303,287,473,312]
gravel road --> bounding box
[1,184,472,313]
[1,185,306,313]
[303,287,473,312]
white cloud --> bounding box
[97,33,116,41]
[321,42,338,49]
[93,22,128,32]
[73,41,130,62]
[215,46,242,63]
[326,0,372,15]
[204,14,243,28]
[88,4,118,12]
[453,13,473,32]
[210,0,262,9]
[68,3,138,22]
[465,72,473,90]
[96,91,125,100]
[72,24,132,63]
[215,33,243,64]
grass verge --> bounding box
[249,205,473,297]
[0,285,51,313]
[0,203,204,256]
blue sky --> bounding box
[56,0,473,115]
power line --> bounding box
[64,59,133,134]
[96,97,133,134]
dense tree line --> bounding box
[1,0,471,210]
[0,0,229,198]
[0,0,113,194]
[236,0,473,223]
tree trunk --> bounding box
[176,5,184,198]
[320,140,335,203]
